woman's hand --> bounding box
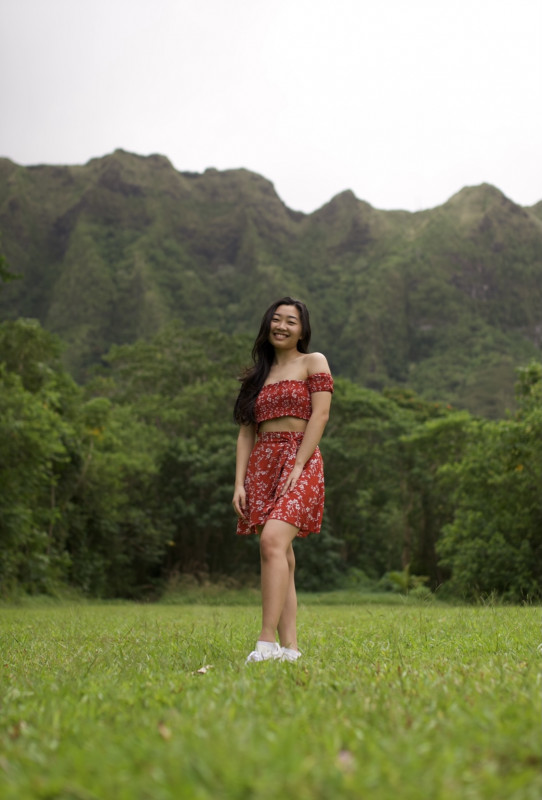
[280,464,303,496]
[232,486,247,518]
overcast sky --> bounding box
[1,0,541,213]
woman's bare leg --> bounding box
[277,544,297,650]
[257,519,298,644]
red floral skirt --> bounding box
[236,431,325,538]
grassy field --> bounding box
[0,596,540,799]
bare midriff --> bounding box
[258,416,308,434]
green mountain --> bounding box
[1,149,541,416]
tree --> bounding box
[396,409,473,587]
[437,362,542,599]
[0,248,19,291]
[322,379,411,577]
[0,319,80,594]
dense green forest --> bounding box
[0,151,541,600]
[0,317,540,600]
[1,150,541,417]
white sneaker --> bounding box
[245,641,283,664]
[281,647,302,662]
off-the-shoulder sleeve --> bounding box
[307,372,334,394]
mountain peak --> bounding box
[446,183,512,210]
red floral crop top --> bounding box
[254,372,334,424]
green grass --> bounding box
[0,600,540,799]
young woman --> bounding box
[232,297,333,663]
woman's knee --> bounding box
[260,521,297,561]
[259,532,282,562]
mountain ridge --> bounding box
[0,150,541,417]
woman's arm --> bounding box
[280,353,332,495]
[279,392,331,495]
[232,423,257,517]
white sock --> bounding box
[256,640,276,650]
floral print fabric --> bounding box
[254,372,334,424]
[236,431,326,538]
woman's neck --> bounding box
[272,350,303,368]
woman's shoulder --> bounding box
[303,352,331,376]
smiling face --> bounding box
[268,304,303,350]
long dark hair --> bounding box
[233,296,311,425]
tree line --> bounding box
[0,317,540,601]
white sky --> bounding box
[1,0,541,213]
